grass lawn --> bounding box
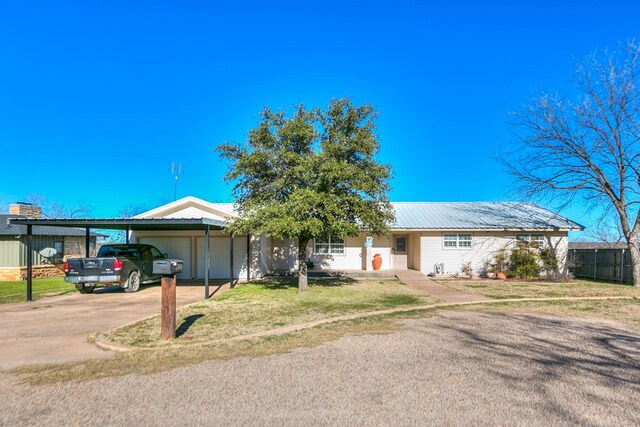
[106,277,438,347]
[452,298,640,329]
[0,276,75,304]
[436,278,640,300]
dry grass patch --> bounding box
[437,278,640,300]
[12,314,410,385]
[106,277,438,347]
[453,298,640,329]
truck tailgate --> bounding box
[66,258,118,276]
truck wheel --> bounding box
[75,283,95,294]
[124,271,141,293]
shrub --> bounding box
[460,261,473,278]
[509,243,540,279]
[490,248,509,276]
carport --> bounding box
[9,217,250,302]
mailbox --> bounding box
[153,259,184,275]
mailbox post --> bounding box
[153,259,184,340]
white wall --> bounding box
[419,231,569,276]
[262,233,395,271]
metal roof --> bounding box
[1,215,105,236]
[8,217,227,231]
[391,202,583,230]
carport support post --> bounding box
[247,234,251,281]
[26,225,33,302]
[161,275,176,340]
[204,225,210,299]
[230,233,234,289]
[85,228,90,257]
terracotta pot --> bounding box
[372,254,382,270]
[496,272,507,280]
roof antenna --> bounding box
[171,161,183,201]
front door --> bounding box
[392,235,408,269]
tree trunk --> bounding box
[298,237,309,292]
[627,240,640,286]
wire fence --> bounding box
[569,248,633,284]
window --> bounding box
[443,234,472,249]
[53,241,63,263]
[395,236,407,253]
[314,236,345,255]
[516,234,545,248]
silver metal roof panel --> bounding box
[391,202,583,230]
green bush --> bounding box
[508,243,540,279]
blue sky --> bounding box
[1,0,638,235]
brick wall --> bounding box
[9,203,42,218]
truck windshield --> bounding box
[97,246,141,258]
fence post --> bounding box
[593,249,597,281]
[621,248,625,283]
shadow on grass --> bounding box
[257,276,357,290]
[176,314,205,338]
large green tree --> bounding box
[216,98,394,291]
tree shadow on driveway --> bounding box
[411,311,640,425]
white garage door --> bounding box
[196,237,248,279]
[139,237,192,279]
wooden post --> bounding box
[621,248,625,283]
[85,228,90,257]
[161,275,176,340]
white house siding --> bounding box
[195,236,248,279]
[305,233,393,271]
[419,231,569,276]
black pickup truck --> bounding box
[64,244,167,294]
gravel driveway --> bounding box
[1,311,639,426]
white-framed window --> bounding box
[515,234,545,248]
[53,241,63,263]
[443,234,472,249]
[314,236,345,255]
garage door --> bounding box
[195,237,248,279]
[139,237,192,280]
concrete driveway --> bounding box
[0,281,230,369]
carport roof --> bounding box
[8,217,227,231]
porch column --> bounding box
[85,228,90,257]
[247,234,251,281]
[26,225,33,302]
[230,233,234,289]
[204,225,210,299]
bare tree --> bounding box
[25,194,94,218]
[506,39,640,285]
